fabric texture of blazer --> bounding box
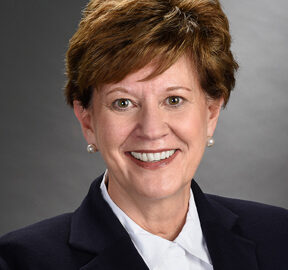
[0,174,287,270]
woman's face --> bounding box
[75,55,222,200]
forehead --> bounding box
[100,54,200,93]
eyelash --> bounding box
[111,99,135,111]
[111,96,185,111]
[165,96,185,107]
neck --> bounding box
[107,176,191,241]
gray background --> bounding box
[0,0,287,236]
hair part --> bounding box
[65,0,238,108]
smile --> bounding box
[130,150,176,162]
[126,149,179,170]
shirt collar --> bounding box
[100,169,212,267]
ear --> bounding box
[206,97,224,137]
[73,100,97,146]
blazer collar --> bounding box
[191,180,259,270]
[69,174,149,270]
[69,174,258,270]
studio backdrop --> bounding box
[0,0,287,236]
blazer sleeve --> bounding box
[0,238,15,270]
[0,257,10,270]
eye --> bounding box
[112,98,133,111]
[166,96,183,106]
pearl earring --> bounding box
[87,144,97,153]
[207,137,215,147]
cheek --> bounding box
[172,108,208,147]
[94,112,134,151]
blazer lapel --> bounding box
[68,174,259,270]
[192,180,259,270]
[80,237,149,270]
[68,174,149,270]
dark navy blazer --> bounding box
[0,174,287,270]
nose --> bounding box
[136,103,169,140]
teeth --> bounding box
[147,153,154,162]
[142,153,148,162]
[154,153,161,160]
[130,150,176,162]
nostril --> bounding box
[137,129,169,140]
[138,122,169,140]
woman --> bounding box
[0,0,287,269]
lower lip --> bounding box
[126,150,179,170]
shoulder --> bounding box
[206,193,288,242]
[0,213,85,269]
[0,175,106,269]
[0,213,72,246]
[207,193,288,222]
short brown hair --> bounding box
[65,0,238,108]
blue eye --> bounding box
[112,99,132,111]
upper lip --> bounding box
[127,149,178,153]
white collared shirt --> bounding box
[100,170,213,270]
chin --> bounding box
[132,173,189,200]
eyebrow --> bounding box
[166,86,192,92]
[106,87,130,97]
[105,86,192,97]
